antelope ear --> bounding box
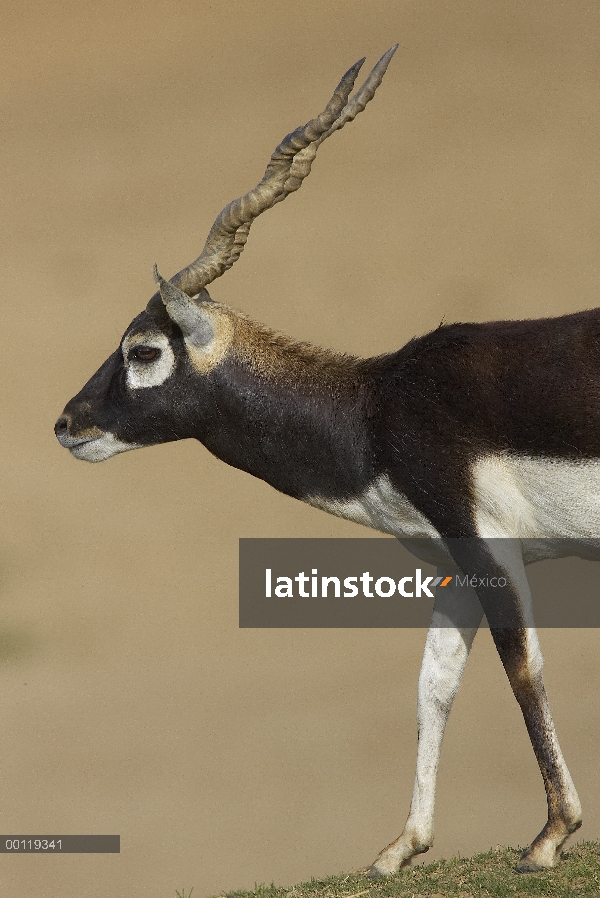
[152,265,214,347]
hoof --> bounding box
[365,855,413,878]
[365,866,385,879]
[515,857,547,873]
[515,847,558,873]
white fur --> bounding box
[69,433,142,463]
[122,332,175,389]
[371,571,483,874]
[473,454,600,549]
[305,474,440,539]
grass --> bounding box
[204,841,600,898]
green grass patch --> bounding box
[208,841,600,898]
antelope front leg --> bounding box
[368,571,483,876]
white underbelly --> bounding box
[473,454,600,541]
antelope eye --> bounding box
[130,346,161,362]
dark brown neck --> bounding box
[196,324,375,501]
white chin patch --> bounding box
[70,433,142,463]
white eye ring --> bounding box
[123,334,175,389]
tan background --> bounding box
[2,1,600,896]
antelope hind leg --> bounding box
[456,539,582,872]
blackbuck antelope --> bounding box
[55,46,598,875]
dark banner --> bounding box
[0,835,120,853]
[239,538,600,628]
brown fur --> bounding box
[229,307,363,387]
[182,302,235,375]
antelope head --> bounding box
[55,48,397,466]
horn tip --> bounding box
[347,57,366,79]
[380,44,399,63]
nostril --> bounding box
[55,415,69,436]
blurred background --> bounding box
[2,1,600,895]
